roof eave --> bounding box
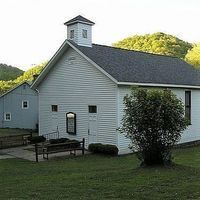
[31,40,70,89]
[118,82,200,89]
[64,21,95,26]
[31,40,118,89]
[0,81,31,98]
[66,41,118,84]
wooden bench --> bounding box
[42,138,85,160]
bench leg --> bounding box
[43,149,45,159]
[43,152,48,160]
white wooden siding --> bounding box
[67,24,78,44]
[38,47,118,147]
[67,23,92,47]
[172,88,200,143]
[77,23,92,47]
[117,86,132,153]
[117,86,200,153]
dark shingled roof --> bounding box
[64,15,95,26]
[69,41,200,86]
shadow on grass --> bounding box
[131,162,200,176]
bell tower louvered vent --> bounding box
[64,15,95,47]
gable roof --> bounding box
[32,40,200,89]
[0,81,33,98]
[70,41,200,87]
[64,15,95,26]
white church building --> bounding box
[32,15,200,153]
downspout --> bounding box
[2,96,5,128]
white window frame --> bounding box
[70,30,74,39]
[4,112,11,121]
[22,100,29,109]
[82,29,88,38]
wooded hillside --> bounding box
[0,64,24,81]
[113,32,200,68]
[0,62,46,95]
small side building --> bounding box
[0,82,38,130]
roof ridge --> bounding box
[64,15,95,26]
[92,43,180,59]
[0,81,31,98]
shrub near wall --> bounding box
[49,138,69,144]
[89,143,119,156]
[49,138,81,148]
[28,136,46,144]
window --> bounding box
[70,30,74,39]
[23,85,26,90]
[51,105,58,112]
[89,105,97,113]
[82,29,87,38]
[4,113,11,121]
[66,112,76,134]
[22,100,29,109]
[185,91,191,123]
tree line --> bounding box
[113,32,200,68]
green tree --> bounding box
[185,44,200,68]
[113,32,192,59]
[119,87,188,166]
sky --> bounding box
[0,0,200,70]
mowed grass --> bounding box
[0,147,200,200]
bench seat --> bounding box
[42,138,85,160]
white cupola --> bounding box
[64,15,95,47]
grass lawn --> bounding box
[0,146,200,200]
[0,128,37,137]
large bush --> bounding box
[119,88,188,166]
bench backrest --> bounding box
[45,139,85,151]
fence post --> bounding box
[82,138,85,155]
[57,126,59,139]
[35,143,38,162]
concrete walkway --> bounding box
[0,145,41,161]
[0,145,87,162]
[0,154,14,159]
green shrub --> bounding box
[49,138,80,148]
[88,143,102,153]
[119,87,188,166]
[68,139,81,148]
[88,143,118,156]
[49,138,69,144]
[28,136,46,144]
